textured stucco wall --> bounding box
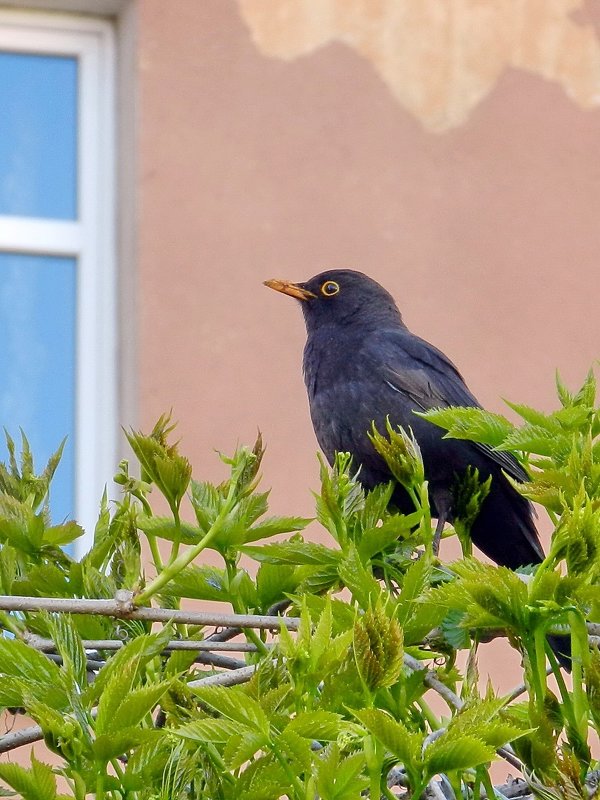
[137,0,600,683]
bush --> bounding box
[0,372,599,799]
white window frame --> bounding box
[0,9,117,552]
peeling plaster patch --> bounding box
[236,0,600,132]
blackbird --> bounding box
[265,268,542,567]
[265,269,569,666]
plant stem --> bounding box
[569,610,590,744]
[95,769,105,800]
[168,505,181,563]
[146,533,163,573]
[135,477,239,605]
[417,696,441,732]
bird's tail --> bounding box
[471,484,572,671]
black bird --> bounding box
[265,269,570,667]
[265,268,543,569]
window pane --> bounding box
[0,253,75,522]
[0,52,77,219]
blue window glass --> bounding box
[0,253,76,522]
[0,52,77,219]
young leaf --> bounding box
[83,627,172,706]
[417,407,514,447]
[0,758,57,800]
[101,680,173,735]
[424,736,496,776]
[92,728,163,763]
[354,708,421,769]
[285,711,345,741]
[224,731,269,770]
[368,419,424,491]
[337,544,381,608]
[0,635,62,686]
[242,540,341,567]
[192,684,270,734]
[315,745,368,800]
[45,613,87,691]
[354,605,403,691]
[174,716,242,744]
[157,563,229,601]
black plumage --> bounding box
[266,268,542,570]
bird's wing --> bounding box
[373,330,530,484]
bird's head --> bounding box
[264,269,404,332]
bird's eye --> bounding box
[320,280,340,297]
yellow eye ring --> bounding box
[320,280,340,297]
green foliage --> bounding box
[1,371,600,797]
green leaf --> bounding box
[224,730,269,770]
[315,745,368,800]
[311,597,334,668]
[368,419,424,489]
[256,561,300,609]
[0,636,62,686]
[174,716,243,743]
[14,563,73,597]
[354,605,403,691]
[354,708,421,768]
[190,479,222,531]
[158,563,229,601]
[286,711,345,741]
[0,758,57,800]
[338,544,381,608]
[235,755,291,799]
[24,699,87,763]
[556,371,573,407]
[136,516,202,545]
[316,452,365,542]
[102,680,172,735]
[441,609,471,650]
[83,627,171,707]
[504,400,558,429]
[192,685,270,734]
[93,728,163,763]
[0,677,68,713]
[275,727,312,772]
[242,540,341,566]
[43,521,84,546]
[357,511,420,559]
[246,515,311,541]
[396,556,431,627]
[45,613,87,691]
[497,425,566,456]
[417,407,514,447]
[0,545,17,593]
[424,736,496,775]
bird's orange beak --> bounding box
[264,279,316,301]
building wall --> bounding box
[137,0,600,686]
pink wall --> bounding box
[138,0,600,538]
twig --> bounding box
[0,723,46,754]
[206,626,242,643]
[44,653,105,670]
[0,593,299,631]
[24,634,265,653]
[426,778,449,799]
[403,653,524,774]
[403,653,464,711]
[194,652,246,670]
[188,663,259,688]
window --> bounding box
[0,10,117,553]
